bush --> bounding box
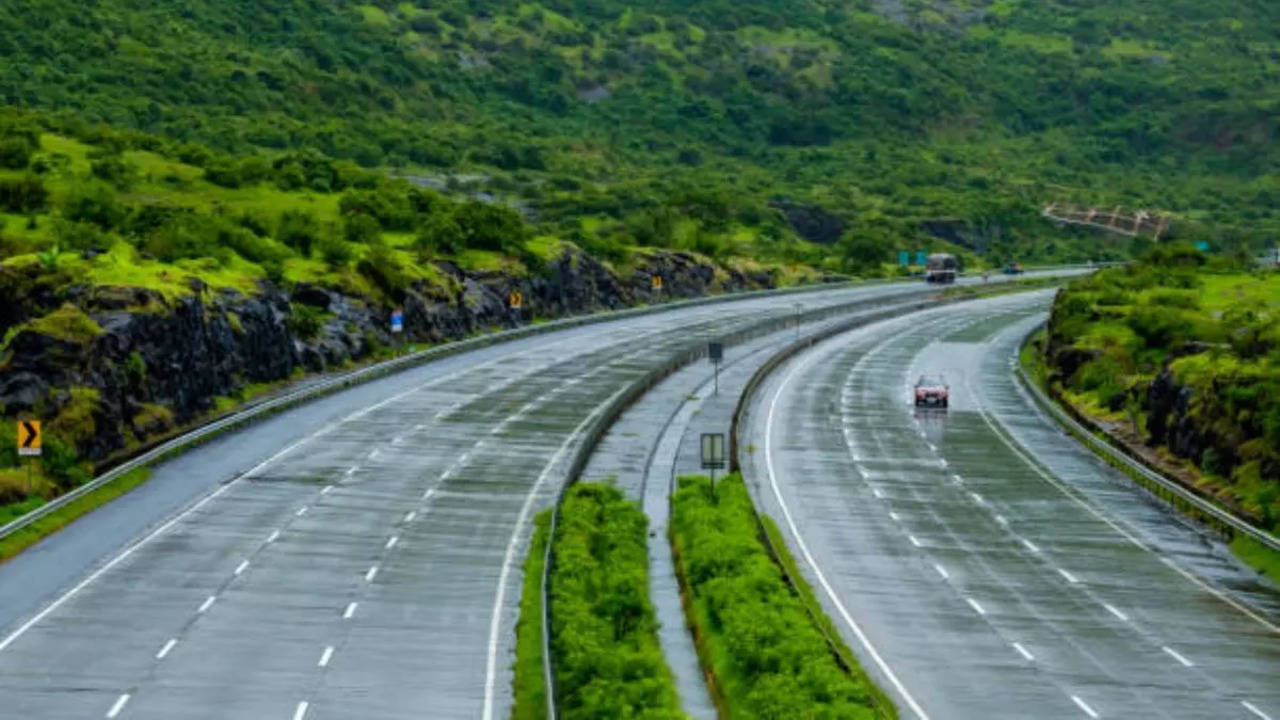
[671,474,891,720]
[0,175,47,213]
[287,304,325,341]
[276,210,323,256]
[357,241,411,300]
[0,136,34,169]
[62,181,126,230]
[548,483,683,720]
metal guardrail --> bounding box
[0,276,923,544]
[1014,324,1280,553]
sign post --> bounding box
[390,309,404,334]
[700,433,725,487]
[708,342,723,395]
[508,290,523,310]
[17,420,40,494]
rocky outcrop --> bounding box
[0,245,770,463]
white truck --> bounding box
[925,253,958,284]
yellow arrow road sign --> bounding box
[18,420,41,456]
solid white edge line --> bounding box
[1103,603,1128,622]
[1012,642,1034,661]
[1071,694,1099,718]
[1242,700,1273,720]
[1021,538,1040,553]
[966,598,986,616]
[292,701,309,720]
[106,693,130,718]
[318,646,334,667]
[995,514,1008,526]
[1058,568,1080,584]
[972,372,1280,635]
[155,638,176,660]
[342,602,357,620]
[0,340,518,657]
[765,352,932,720]
[197,595,216,613]
[481,385,629,720]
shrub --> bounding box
[63,181,126,230]
[671,474,892,720]
[549,483,682,720]
[287,304,325,341]
[357,241,411,300]
[0,175,48,213]
[0,136,34,169]
[276,210,323,256]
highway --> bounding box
[738,290,1280,720]
[0,276,1003,720]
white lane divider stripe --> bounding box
[889,511,901,522]
[364,565,379,583]
[966,598,986,616]
[1071,694,1100,719]
[764,356,932,720]
[1020,538,1040,554]
[1161,645,1193,667]
[155,638,177,660]
[267,530,281,544]
[106,693,130,718]
[969,492,985,505]
[321,485,333,495]
[295,506,307,517]
[292,701,309,720]
[908,535,923,548]
[318,646,334,668]
[995,514,1009,527]
[933,564,949,580]
[1242,700,1273,720]
[197,596,216,614]
[951,474,964,485]
[404,511,417,523]
[1012,642,1034,661]
[342,602,357,620]
[1103,603,1129,622]
[385,536,399,550]
[1058,568,1080,584]
[422,488,436,501]
[872,487,884,499]
[234,560,249,576]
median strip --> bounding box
[670,473,896,720]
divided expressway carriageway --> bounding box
[1,271,1276,720]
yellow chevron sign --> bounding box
[17,420,41,456]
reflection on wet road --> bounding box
[741,290,1280,720]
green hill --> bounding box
[1,0,1275,268]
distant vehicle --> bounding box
[924,253,958,284]
[1003,262,1025,275]
[914,374,949,408]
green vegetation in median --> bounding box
[548,483,683,719]
[670,473,895,720]
[0,467,149,563]
[512,510,552,720]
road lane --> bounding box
[740,291,1280,720]
[0,277,1027,719]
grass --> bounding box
[512,510,552,720]
[670,474,895,720]
[1019,325,1280,583]
[546,483,682,719]
[0,467,151,564]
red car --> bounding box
[914,374,949,408]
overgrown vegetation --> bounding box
[0,467,149,564]
[670,474,893,720]
[513,511,552,720]
[547,483,683,719]
[1044,246,1279,532]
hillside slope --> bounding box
[1,0,1276,256]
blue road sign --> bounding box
[1194,241,1210,252]
[916,251,927,265]
[390,309,404,333]
[898,250,910,266]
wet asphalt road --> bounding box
[0,277,1029,720]
[739,290,1280,720]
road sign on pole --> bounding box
[708,342,723,395]
[898,250,910,267]
[390,309,404,334]
[701,432,726,484]
[17,420,40,457]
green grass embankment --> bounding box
[0,467,150,563]
[670,474,896,720]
